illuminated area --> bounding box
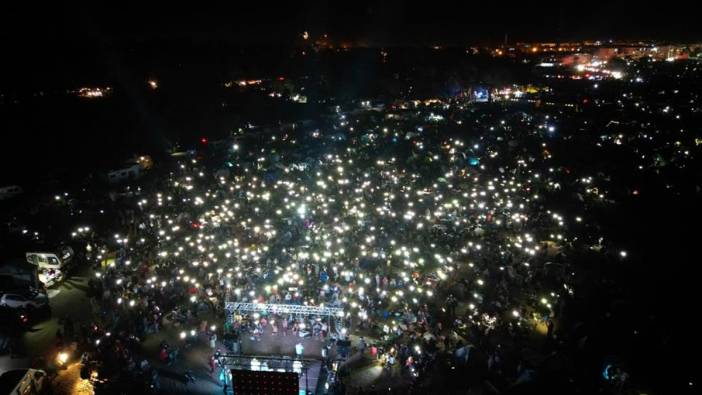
[96,130,578,342]
[3,6,701,395]
[74,87,111,98]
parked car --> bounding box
[0,308,33,335]
[0,293,48,310]
[0,369,47,395]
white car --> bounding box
[0,369,47,395]
[0,293,48,310]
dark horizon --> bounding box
[3,1,702,50]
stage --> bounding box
[223,329,329,394]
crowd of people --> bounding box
[62,100,620,393]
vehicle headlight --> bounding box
[57,352,69,364]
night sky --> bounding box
[2,1,702,49]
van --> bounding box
[26,253,63,270]
[0,186,23,201]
